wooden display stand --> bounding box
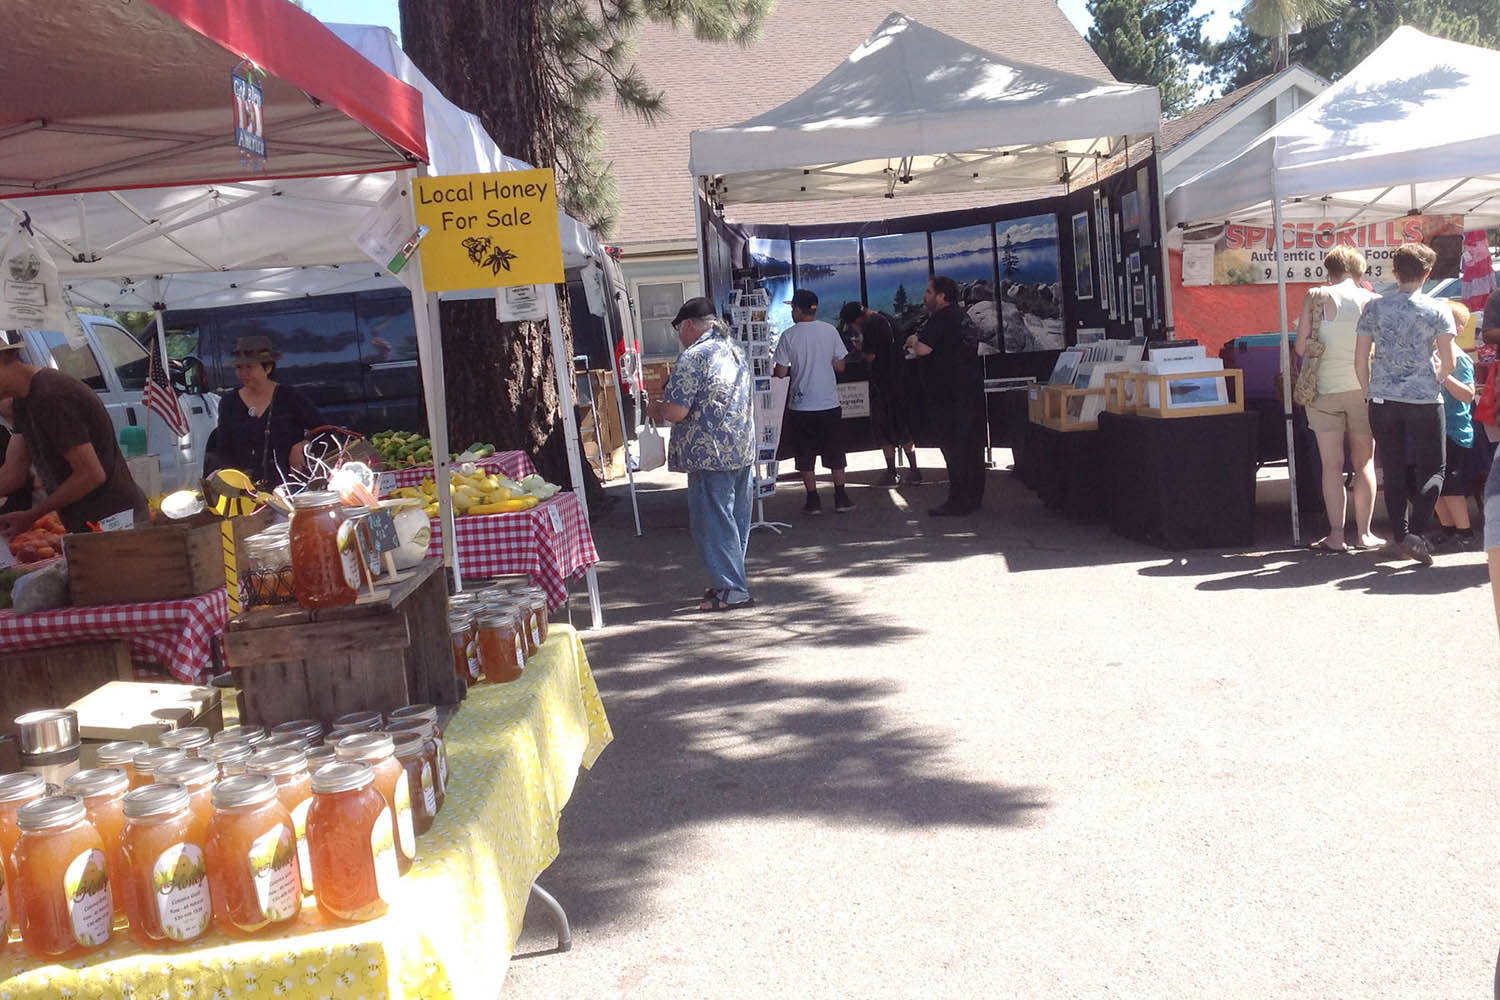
[222,559,461,727]
[1033,384,1105,432]
[0,640,134,737]
[578,370,626,481]
[1106,369,1244,419]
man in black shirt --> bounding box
[840,302,920,486]
[905,276,985,516]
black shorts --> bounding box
[1441,437,1471,496]
[784,406,846,472]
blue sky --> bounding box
[307,1,1235,48]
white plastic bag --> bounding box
[0,221,86,347]
[636,420,666,472]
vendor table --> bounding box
[426,492,599,609]
[1099,410,1259,549]
[384,451,536,490]
[1017,422,1108,522]
[0,625,612,1000]
[0,588,228,684]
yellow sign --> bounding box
[413,168,564,292]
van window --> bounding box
[93,324,151,390]
[38,331,106,390]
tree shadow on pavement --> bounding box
[1134,547,1490,595]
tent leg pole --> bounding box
[1272,190,1300,548]
[545,286,604,628]
[405,170,462,590]
[1152,136,1176,336]
[692,177,710,294]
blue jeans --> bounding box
[686,467,754,603]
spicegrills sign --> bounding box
[1181,215,1464,286]
[413,169,564,292]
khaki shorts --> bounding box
[1305,388,1371,435]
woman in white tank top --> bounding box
[1294,247,1380,551]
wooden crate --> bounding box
[1104,371,1138,415]
[0,641,134,737]
[1038,385,1105,432]
[64,521,222,606]
[1131,369,1244,419]
[68,680,222,744]
[223,559,461,727]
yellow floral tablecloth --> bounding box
[0,626,612,1000]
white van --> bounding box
[8,316,218,490]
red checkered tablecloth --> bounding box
[0,588,229,685]
[383,451,536,491]
[425,492,599,608]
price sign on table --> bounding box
[377,471,398,494]
[365,510,401,554]
[546,504,564,533]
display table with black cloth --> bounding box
[0,626,612,1000]
[1017,422,1108,522]
[1099,410,1260,549]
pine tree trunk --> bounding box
[397,0,575,486]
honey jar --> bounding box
[206,774,302,934]
[120,784,213,947]
[129,746,187,790]
[215,725,267,748]
[93,740,148,784]
[331,710,384,734]
[154,757,218,842]
[388,704,448,792]
[477,609,524,683]
[390,731,440,835]
[305,745,338,771]
[289,489,359,610]
[448,610,481,682]
[246,746,314,895]
[517,585,550,649]
[62,768,130,919]
[205,739,253,779]
[334,733,415,873]
[271,718,325,745]
[305,762,396,921]
[0,772,48,936]
[158,727,213,756]
[12,795,113,959]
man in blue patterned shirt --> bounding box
[646,297,756,610]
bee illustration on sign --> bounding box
[461,236,519,275]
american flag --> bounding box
[143,333,190,438]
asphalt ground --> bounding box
[502,447,1498,999]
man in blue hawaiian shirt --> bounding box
[646,297,756,611]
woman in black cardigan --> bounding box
[205,336,322,488]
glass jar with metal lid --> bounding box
[262,731,314,752]
[62,768,130,918]
[305,744,338,772]
[305,762,395,921]
[271,718,325,745]
[215,725,266,747]
[388,704,448,793]
[390,730,440,835]
[289,489,359,609]
[477,605,525,681]
[130,747,187,788]
[331,710,383,734]
[205,739,254,779]
[0,772,49,928]
[448,609,481,682]
[243,525,296,607]
[12,795,112,959]
[515,585,550,648]
[120,783,212,947]
[334,733,415,872]
[159,727,213,756]
[206,774,301,933]
[247,746,315,894]
[154,757,218,841]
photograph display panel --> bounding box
[793,238,862,327]
[748,237,794,334]
[995,214,1064,352]
[930,223,1000,353]
[861,231,931,331]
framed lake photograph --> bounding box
[993,215,1064,352]
[930,223,1003,353]
[1071,212,1093,301]
[748,237,794,333]
[1122,190,1141,233]
[862,231,932,333]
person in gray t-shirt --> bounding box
[1354,242,1458,565]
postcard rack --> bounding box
[1106,368,1244,419]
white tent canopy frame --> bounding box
[4,14,606,623]
[1165,26,1500,548]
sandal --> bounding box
[697,590,755,612]
[1309,538,1349,554]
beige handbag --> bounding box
[1292,289,1325,408]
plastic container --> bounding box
[120,784,213,947]
[62,768,130,919]
[206,774,301,934]
[12,795,112,959]
[154,756,218,842]
[246,746,315,895]
[305,762,396,921]
[334,733,415,873]
[289,490,359,610]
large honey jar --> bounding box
[289,489,360,609]
[62,768,130,919]
[206,774,302,934]
[305,762,396,922]
[334,733,415,873]
[246,745,315,895]
[120,784,213,947]
[11,795,112,960]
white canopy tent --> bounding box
[1165,27,1500,547]
[689,12,1163,206]
[2,2,607,622]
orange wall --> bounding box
[1167,249,1318,353]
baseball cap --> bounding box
[786,289,818,311]
[670,297,716,328]
[837,302,865,327]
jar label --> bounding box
[514,632,525,669]
[63,849,112,948]
[151,843,212,941]
[0,864,10,942]
[394,771,415,861]
[336,521,363,590]
[528,612,541,650]
[465,637,482,681]
[371,806,399,902]
[436,737,449,791]
[420,762,438,815]
[249,824,301,922]
[291,798,314,894]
